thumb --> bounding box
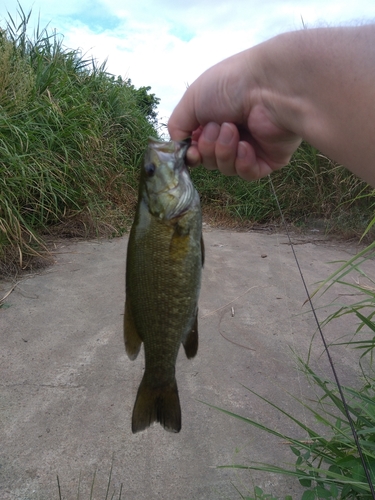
[168,92,200,141]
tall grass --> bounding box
[0,6,158,272]
[191,143,375,234]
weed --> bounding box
[56,459,123,500]
[207,357,375,498]
[210,239,375,499]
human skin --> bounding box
[168,25,375,187]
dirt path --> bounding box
[0,229,367,499]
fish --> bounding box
[124,137,204,433]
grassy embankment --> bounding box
[0,9,158,273]
[1,9,375,275]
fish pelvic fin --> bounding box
[124,299,142,360]
[182,311,198,359]
[132,373,181,433]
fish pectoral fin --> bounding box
[124,299,142,360]
[132,374,181,433]
[201,235,205,267]
[173,217,192,237]
[182,312,199,359]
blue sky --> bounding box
[1,1,375,122]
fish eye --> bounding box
[145,162,156,177]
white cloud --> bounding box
[1,0,375,121]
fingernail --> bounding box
[203,122,220,142]
[219,123,234,145]
[237,141,247,159]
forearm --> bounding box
[254,25,375,184]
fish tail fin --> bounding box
[132,374,181,433]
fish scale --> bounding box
[129,218,198,366]
[124,138,203,433]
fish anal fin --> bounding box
[132,374,181,433]
[182,312,198,359]
[124,299,142,360]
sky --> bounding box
[1,1,375,125]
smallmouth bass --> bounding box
[124,137,204,433]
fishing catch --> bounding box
[124,137,204,433]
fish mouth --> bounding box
[145,138,195,219]
[148,137,191,152]
[148,137,191,170]
[148,138,191,195]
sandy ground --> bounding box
[0,227,369,500]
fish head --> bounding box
[141,137,198,220]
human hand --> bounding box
[168,48,302,181]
